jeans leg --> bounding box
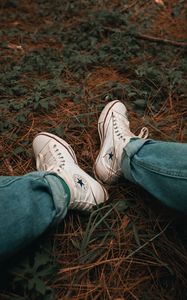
[121,139,187,213]
[0,171,70,259]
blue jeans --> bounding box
[121,139,187,212]
[0,172,69,260]
[0,139,186,259]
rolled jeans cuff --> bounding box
[43,172,69,223]
[121,138,150,182]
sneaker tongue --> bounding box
[45,150,57,165]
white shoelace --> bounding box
[138,127,149,139]
[36,151,65,173]
[112,114,149,141]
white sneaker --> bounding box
[33,132,108,212]
[94,100,148,184]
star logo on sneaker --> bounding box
[73,174,88,191]
[104,148,115,162]
[77,178,84,187]
[108,152,113,160]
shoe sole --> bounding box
[33,132,78,164]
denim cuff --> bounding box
[44,173,69,223]
[121,138,151,183]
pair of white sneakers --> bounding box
[33,100,148,212]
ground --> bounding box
[0,0,187,299]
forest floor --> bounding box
[0,0,187,299]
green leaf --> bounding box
[28,278,35,290]
[134,99,147,108]
[115,199,129,212]
[13,146,25,155]
[34,92,41,102]
[35,278,47,295]
[53,124,64,137]
[40,100,49,111]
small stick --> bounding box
[136,32,187,47]
[103,27,187,47]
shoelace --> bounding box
[138,127,149,139]
[112,114,127,141]
[36,151,65,173]
[113,114,149,141]
[37,153,54,171]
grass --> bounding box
[0,0,187,299]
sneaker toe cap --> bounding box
[32,132,52,157]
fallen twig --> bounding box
[135,33,187,47]
[104,26,187,47]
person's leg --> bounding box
[0,171,70,259]
[121,139,187,213]
[94,100,187,213]
[0,130,108,260]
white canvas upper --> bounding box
[33,132,108,212]
[94,100,148,184]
